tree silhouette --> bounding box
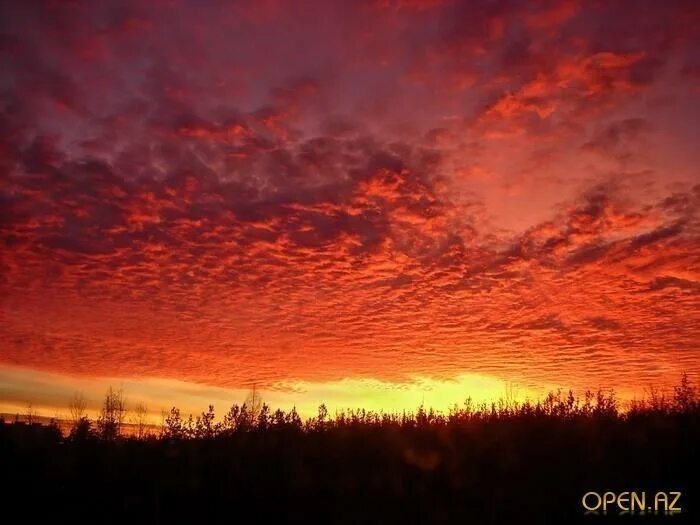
[673,372,697,411]
[132,402,149,439]
[194,405,217,438]
[96,387,126,440]
[68,392,88,437]
[163,407,184,439]
[25,402,38,424]
[69,415,93,441]
[69,392,87,424]
[244,384,262,422]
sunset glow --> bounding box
[1,0,699,420]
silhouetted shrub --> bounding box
[69,416,94,442]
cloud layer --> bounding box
[1,0,699,408]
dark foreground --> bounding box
[2,397,698,524]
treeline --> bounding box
[19,373,698,442]
[2,375,697,524]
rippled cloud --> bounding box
[1,0,698,411]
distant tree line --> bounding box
[21,373,690,442]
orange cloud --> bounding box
[1,0,698,415]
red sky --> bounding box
[1,0,699,418]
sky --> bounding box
[1,0,699,420]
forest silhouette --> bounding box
[2,375,697,524]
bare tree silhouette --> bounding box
[69,393,87,425]
[25,402,38,425]
[68,392,93,440]
[97,387,126,440]
[132,402,149,439]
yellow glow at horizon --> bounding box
[0,365,641,425]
